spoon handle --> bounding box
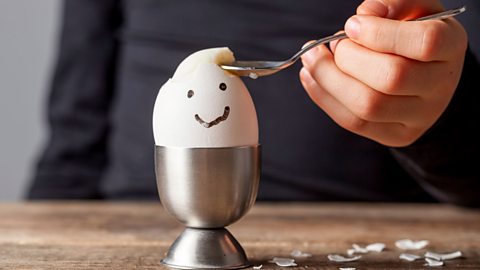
[415,5,466,21]
[292,5,467,62]
[291,33,346,61]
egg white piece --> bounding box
[153,47,258,147]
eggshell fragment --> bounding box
[399,253,422,262]
[395,239,429,250]
[327,254,361,262]
[424,258,444,267]
[269,257,297,267]
[291,249,312,258]
[425,251,462,261]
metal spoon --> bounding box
[220,6,466,78]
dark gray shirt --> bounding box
[29,0,480,206]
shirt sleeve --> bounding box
[391,47,480,207]
[27,0,121,199]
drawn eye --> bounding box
[187,90,194,98]
[219,83,227,91]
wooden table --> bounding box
[0,202,479,269]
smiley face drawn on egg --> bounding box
[194,106,230,128]
[190,83,230,128]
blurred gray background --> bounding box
[0,1,477,201]
[0,0,61,200]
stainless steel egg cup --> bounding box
[155,145,261,269]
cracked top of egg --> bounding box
[153,47,258,147]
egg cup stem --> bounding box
[161,227,250,269]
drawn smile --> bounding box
[195,106,230,128]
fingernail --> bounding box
[299,68,315,86]
[358,0,388,17]
[329,31,345,53]
[330,40,339,54]
[299,68,310,81]
[302,40,315,49]
[345,17,360,40]
[301,48,316,66]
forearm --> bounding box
[29,0,121,199]
[391,48,480,207]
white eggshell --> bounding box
[153,48,258,148]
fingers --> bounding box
[357,0,443,20]
[357,0,389,17]
[299,67,367,132]
[299,66,418,147]
[333,38,449,96]
[299,0,464,147]
[301,45,423,124]
[344,15,466,62]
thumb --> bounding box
[356,0,444,20]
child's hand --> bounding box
[300,0,468,147]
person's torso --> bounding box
[101,0,434,202]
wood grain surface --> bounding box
[0,202,479,269]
